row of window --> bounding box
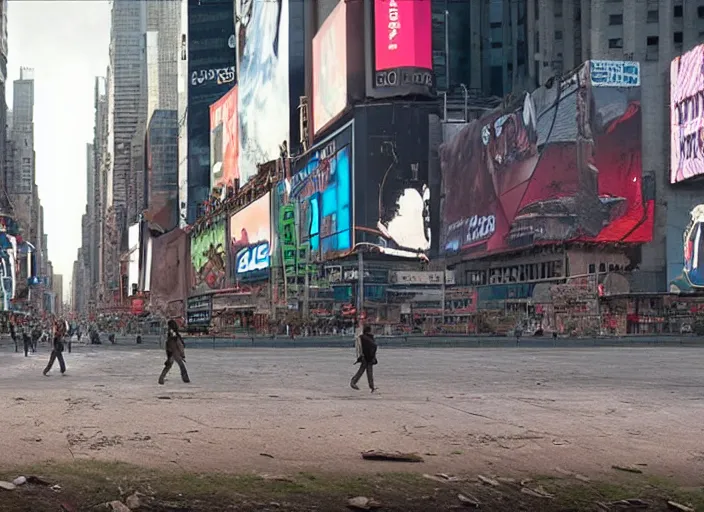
[467,261,563,286]
[608,33,685,49]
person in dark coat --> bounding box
[43,318,67,376]
[351,325,377,392]
[158,319,190,385]
[9,321,17,352]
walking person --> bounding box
[22,326,32,357]
[351,325,377,393]
[43,318,67,376]
[9,320,17,353]
[158,320,190,385]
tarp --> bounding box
[150,228,188,313]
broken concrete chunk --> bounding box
[0,481,16,490]
[347,496,382,510]
[12,476,26,486]
[667,501,695,512]
[457,493,481,507]
[125,492,142,509]
[477,475,500,487]
[361,450,424,462]
[521,486,555,499]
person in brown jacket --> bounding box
[158,320,190,385]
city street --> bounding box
[1,342,703,483]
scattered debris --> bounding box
[105,501,132,512]
[260,453,275,459]
[14,397,25,401]
[422,474,446,483]
[520,486,555,499]
[552,439,570,446]
[12,476,26,486]
[156,396,172,400]
[361,450,424,463]
[611,465,643,474]
[0,481,16,491]
[26,475,52,486]
[437,473,465,482]
[259,474,295,483]
[520,478,533,486]
[51,484,62,492]
[457,493,481,507]
[60,503,78,512]
[347,496,381,510]
[269,502,281,508]
[597,498,649,510]
[477,475,500,487]
[496,477,517,485]
[667,501,695,512]
[125,492,142,509]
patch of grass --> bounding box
[0,460,703,511]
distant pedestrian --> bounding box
[9,321,17,352]
[43,319,67,376]
[158,319,190,385]
[351,325,377,393]
[22,328,32,357]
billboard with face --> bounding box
[210,86,239,189]
[190,221,227,295]
[671,44,704,183]
[440,61,652,258]
[312,0,347,135]
[235,0,289,183]
[276,125,353,263]
[230,193,271,282]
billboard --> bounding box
[209,86,239,189]
[313,0,347,135]
[276,125,353,263]
[230,193,271,282]
[128,223,140,296]
[186,0,236,222]
[235,0,289,183]
[354,103,433,258]
[190,220,226,295]
[671,44,704,183]
[440,61,652,259]
[368,0,433,97]
[151,228,188,309]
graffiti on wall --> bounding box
[590,60,640,87]
[440,60,652,259]
[190,221,226,294]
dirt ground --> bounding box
[0,343,703,510]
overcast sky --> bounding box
[7,0,110,301]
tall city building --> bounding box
[52,273,63,316]
[0,0,7,206]
[526,0,704,291]
[11,68,34,195]
[145,109,178,231]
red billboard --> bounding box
[313,0,348,134]
[209,86,239,189]
[440,62,653,259]
[373,0,431,71]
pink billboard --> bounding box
[671,44,704,183]
[373,0,431,72]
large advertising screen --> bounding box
[128,223,140,296]
[671,44,704,183]
[187,0,236,223]
[313,0,347,135]
[354,104,432,258]
[230,193,271,282]
[371,0,433,95]
[276,125,353,263]
[235,0,289,183]
[440,61,652,259]
[209,86,239,189]
[190,220,226,295]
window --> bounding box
[674,5,683,17]
[588,263,596,274]
[674,31,684,44]
[647,35,660,46]
[555,30,563,40]
[699,6,704,18]
[609,14,624,25]
[609,38,624,48]
[647,10,659,22]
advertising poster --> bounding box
[440,61,652,259]
[209,86,239,189]
[235,0,289,183]
[276,126,352,262]
[127,223,140,296]
[671,44,704,183]
[312,0,347,134]
[371,0,433,95]
[667,189,704,292]
[190,221,227,295]
[187,0,236,222]
[354,104,432,258]
[230,193,271,282]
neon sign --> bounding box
[236,242,270,275]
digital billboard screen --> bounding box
[671,44,704,183]
[187,0,236,222]
[230,192,271,282]
[440,61,652,259]
[235,0,289,183]
[190,220,226,295]
[371,0,433,95]
[312,0,347,135]
[209,86,239,189]
[354,103,432,258]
